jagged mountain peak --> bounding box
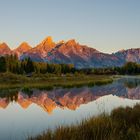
[16,42,32,50]
[0,42,10,48]
[58,39,98,54]
[13,42,32,57]
[114,48,140,63]
[57,40,65,45]
[0,43,11,55]
[117,48,140,53]
[21,36,56,60]
[66,39,77,46]
[20,42,30,46]
[41,36,54,45]
[117,49,125,53]
[35,36,55,50]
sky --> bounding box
[0,0,139,53]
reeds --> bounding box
[29,104,140,140]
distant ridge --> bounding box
[0,36,140,68]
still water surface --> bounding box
[0,76,140,140]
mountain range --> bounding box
[0,36,140,68]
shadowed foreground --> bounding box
[29,104,140,140]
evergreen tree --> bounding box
[0,56,6,72]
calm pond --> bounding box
[0,76,140,140]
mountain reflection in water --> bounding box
[1,77,140,140]
[0,77,140,114]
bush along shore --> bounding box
[29,104,140,140]
[0,72,113,89]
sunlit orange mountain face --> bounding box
[0,43,11,55]
[0,78,140,114]
[1,36,140,68]
[13,42,32,57]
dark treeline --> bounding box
[0,55,140,75]
[0,55,75,74]
[81,62,140,75]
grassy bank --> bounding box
[29,104,140,140]
[0,73,113,89]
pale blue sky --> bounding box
[0,0,139,53]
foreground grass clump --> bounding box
[0,72,113,89]
[29,104,140,140]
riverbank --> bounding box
[0,73,113,89]
[29,104,140,140]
